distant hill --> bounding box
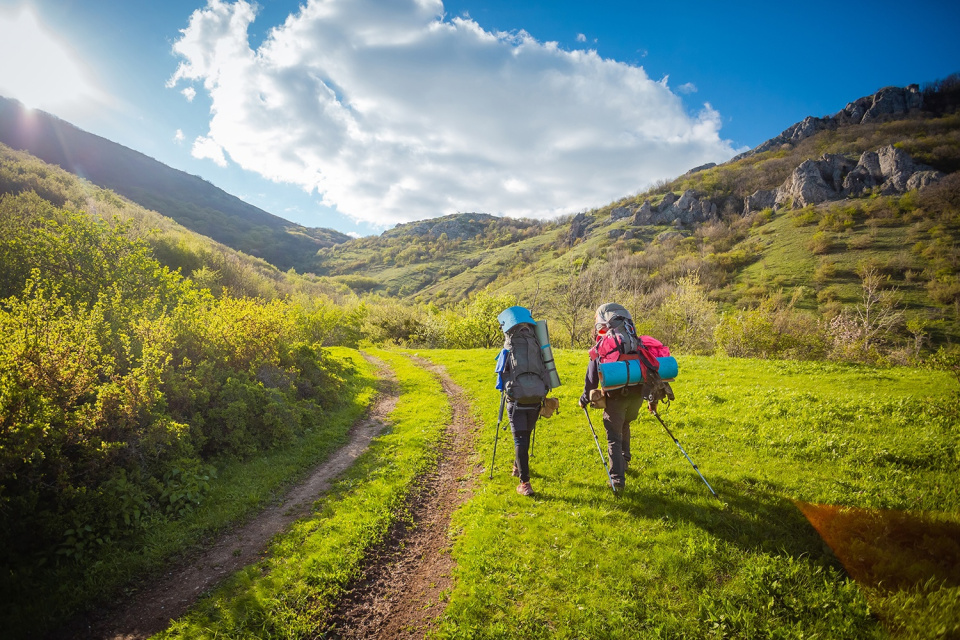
[0,96,349,271]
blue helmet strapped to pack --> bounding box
[497,306,536,334]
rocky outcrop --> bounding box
[630,189,718,226]
[567,212,594,246]
[685,162,717,175]
[744,144,944,212]
[736,85,923,160]
[843,145,944,197]
[610,206,632,221]
[775,154,857,208]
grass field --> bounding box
[421,349,959,639]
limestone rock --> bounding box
[685,162,717,175]
[610,206,633,221]
[743,189,776,214]
[567,212,593,246]
[735,84,925,160]
[906,170,943,191]
[633,200,653,225]
[842,150,883,197]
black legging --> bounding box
[509,402,539,483]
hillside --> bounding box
[312,80,960,345]
[0,142,354,303]
[0,96,350,271]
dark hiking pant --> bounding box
[509,402,539,483]
[603,391,644,486]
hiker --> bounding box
[578,303,646,490]
[495,305,559,497]
[496,344,541,496]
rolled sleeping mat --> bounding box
[497,306,535,334]
[535,319,562,389]
[598,356,678,390]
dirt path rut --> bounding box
[318,358,479,640]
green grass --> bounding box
[421,349,959,639]
[155,347,451,639]
[7,347,378,638]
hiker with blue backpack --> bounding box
[494,306,561,497]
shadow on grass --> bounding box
[545,474,842,566]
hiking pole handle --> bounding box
[490,390,506,479]
[650,409,718,499]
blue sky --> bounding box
[0,0,957,237]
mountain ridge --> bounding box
[0,96,350,271]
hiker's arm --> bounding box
[579,359,598,407]
[495,348,509,391]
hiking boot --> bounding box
[511,463,520,478]
[517,481,534,496]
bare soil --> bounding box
[317,358,479,640]
[52,356,400,640]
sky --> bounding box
[0,1,958,237]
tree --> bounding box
[550,260,598,348]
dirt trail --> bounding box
[54,356,399,640]
[319,358,479,640]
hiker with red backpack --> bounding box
[578,303,666,491]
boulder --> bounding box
[659,192,677,210]
[675,189,699,212]
[842,150,883,197]
[632,200,653,224]
[567,212,593,246]
[906,170,943,191]
[656,230,683,243]
[776,160,840,208]
[610,206,632,221]
[743,189,776,214]
[685,162,717,175]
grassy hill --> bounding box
[0,96,350,271]
[0,142,353,302]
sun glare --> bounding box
[0,6,101,111]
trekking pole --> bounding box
[489,390,507,479]
[649,408,718,498]
[582,406,617,494]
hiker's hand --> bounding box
[578,396,587,409]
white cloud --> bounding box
[174,128,185,143]
[678,82,698,94]
[181,86,197,102]
[576,33,586,42]
[169,0,736,226]
[192,135,227,166]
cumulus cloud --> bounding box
[181,86,197,101]
[678,82,698,94]
[169,0,736,226]
[192,135,227,166]
[576,33,586,42]
[174,128,185,143]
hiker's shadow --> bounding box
[555,474,836,564]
